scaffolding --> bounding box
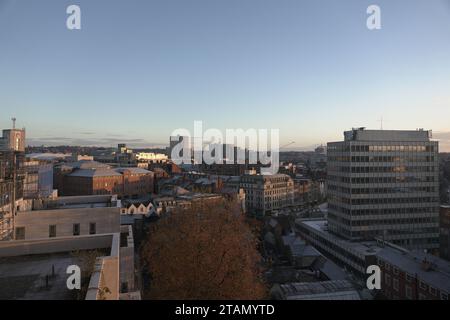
[0,151,24,240]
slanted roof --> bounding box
[312,259,348,281]
[115,167,152,175]
[277,280,360,300]
[68,169,122,178]
[377,247,450,293]
[282,235,321,259]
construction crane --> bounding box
[280,141,295,149]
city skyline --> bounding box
[10,122,450,153]
[2,0,450,304]
[1,0,450,150]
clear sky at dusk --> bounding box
[1,0,450,150]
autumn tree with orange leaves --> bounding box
[141,200,267,300]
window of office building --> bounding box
[73,223,80,236]
[393,279,399,291]
[406,274,413,282]
[406,286,412,299]
[385,274,391,286]
[89,222,96,235]
[419,281,427,290]
[49,225,56,238]
[429,286,437,296]
[15,227,25,240]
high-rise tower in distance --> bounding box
[0,118,25,152]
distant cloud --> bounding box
[26,136,167,149]
[26,133,450,153]
[281,144,319,152]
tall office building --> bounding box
[23,158,54,199]
[0,128,26,152]
[440,205,450,261]
[0,153,25,240]
[0,120,26,240]
[327,128,439,251]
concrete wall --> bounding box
[120,225,135,292]
[0,233,121,300]
[15,206,120,240]
[86,233,120,300]
[0,234,114,257]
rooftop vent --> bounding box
[421,258,432,272]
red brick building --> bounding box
[54,161,154,198]
[376,246,450,300]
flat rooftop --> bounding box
[33,195,119,210]
[277,280,360,300]
[68,168,122,178]
[296,219,383,257]
[26,153,70,161]
[68,166,152,178]
[377,247,450,293]
[177,193,222,200]
[343,128,432,142]
[0,250,107,300]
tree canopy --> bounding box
[141,200,267,299]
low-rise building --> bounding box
[121,199,153,216]
[296,219,381,279]
[240,174,294,217]
[67,154,94,162]
[376,244,450,300]
[0,227,138,300]
[152,193,224,215]
[271,280,360,300]
[54,161,154,198]
[14,195,121,240]
[136,152,168,162]
[0,193,140,300]
[115,144,136,166]
[281,234,322,268]
[23,158,53,199]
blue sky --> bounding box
[1,0,450,150]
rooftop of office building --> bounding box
[0,233,118,300]
[66,164,152,178]
[272,280,361,300]
[0,250,107,300]
[241,173,293,182]
[342,128,433,142]
[377,246,450,293]
[32,194,120,210]
[296,219,383,257]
